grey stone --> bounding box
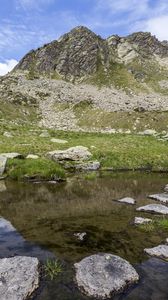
[40,131,50,137]
[118,197,136,205]
[26,154,39,159]
[144,245,168,259]
[148,193,168,203]
[134,217,152,225]
[0,256,39,300]
[75,161,100,170]
[74,253,139,299]
[47,146,92,161]
[3,132,13,138]
[137,204,168,215]
[1,153,23,159]
[51,138,68,144]
[142,129,157,136]
[74,232,87,241]
[0,156,7,176]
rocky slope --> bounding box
[1,26,168,132]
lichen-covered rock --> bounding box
[47,146,92,161]
[74,253,139,298]
[0,256,39,300]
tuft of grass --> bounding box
[44,258,62,280]
[6,158,65,181]
[139,222,155,232]
[157,218,168,229]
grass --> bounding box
[139,217,168,232]
[6,158,65,181]
[44,258,62,280]
[1,124,168,180]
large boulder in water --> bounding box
[74,253,139,298]
[0,256,39,300]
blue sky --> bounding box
[1,0,168,75]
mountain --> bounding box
[1,26,168,133]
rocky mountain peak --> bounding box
[14,26,168,80]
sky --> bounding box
[0,0,168,75]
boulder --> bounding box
[51,138,68,144]
[148,193,168,203]
[47,146,92,161]
[0,256,39,300]
[144,245,168,259]
[134,217,152,225]
[118,197,136,205]
[0,156,7,176]
[1,153,23,159]
[74,253,139,299]
[75,161,100,170]
[137,204,168,215]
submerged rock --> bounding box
[118,197,136,205]
[74,253,139,299]
[0,256,39,300]
[148,193,168,203]
[47,146,92,161]
[144,245,168,259]
[0,181,7,192]
[137,204,168,215]
[134,217,152,225]
[0,156,7,176]
[74,232,87,241]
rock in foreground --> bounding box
[137,204,168,215]
[74,253,139,299]
[144,245,168,259]
[148,193,168,203]
[0,256,39,300]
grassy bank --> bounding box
[0,124,168,180]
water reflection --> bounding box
[0,172,168,299]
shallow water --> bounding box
[0,172,168,299]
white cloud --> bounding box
[0,59,18,76]
[144,15,168,41]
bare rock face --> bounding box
[74,253,139,299]
[0,256,39,300]
[15,26,109,80]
